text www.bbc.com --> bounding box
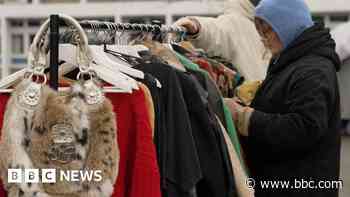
[245,178,343,190]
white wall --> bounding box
[306,0,350,13]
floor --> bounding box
[340,136,350,197]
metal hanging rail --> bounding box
[49,14,186,90]
[77,20,186,34]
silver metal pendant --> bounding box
[17,81,42,110]
[83,80,104,105]
[48,123,76,164]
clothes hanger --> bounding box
[61,18,137,93]
[58,48,136,93]
[0,61,70,93]
[164,29,190,54]
[104,23,150,57]
[105,42,164,89]
[104,25,149,67]
[83,21,144,87]
[59,16,137,93]
[57,49,138,92]
[58,61,134,93]
[94,22,146,69]
[88,46,139,90]
[55,18,141,92]
[102,26,163,89]
[142,39,187,72]
[137,25,188,72]
[0,14,135,93]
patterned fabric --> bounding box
[0,86,161,197]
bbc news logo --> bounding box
[8,169,102,183]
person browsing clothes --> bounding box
[225,0,341,197]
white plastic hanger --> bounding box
[60,61,133,93]
[105,45,148,58]
[59,20,144,90]
[100,23,164,88]
[0,14,137,93]
[59,44,138,91]
[104,49,162,89]
[0,69,27,91]
[104,23,149,57]
[89,21,146,80]
[90,62,133,93]
[89,45,141,89]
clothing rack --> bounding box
[48,14,186,90]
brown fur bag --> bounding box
[0,79,119,197]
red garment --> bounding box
[107,89,161,197]
[193,58,217,80]
[0,94,10,197]
[0,181,4,197]
[0,89,161,197]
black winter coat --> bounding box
[245,23,342,197]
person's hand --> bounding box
[224,97,243,121]
[174,17,201,36]
[224,98,254,137]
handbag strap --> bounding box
[28,14,92,75]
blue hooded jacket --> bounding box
[255,0,314,49]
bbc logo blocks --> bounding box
[8,169,56,183]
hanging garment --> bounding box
[235,81,262,106]
[0,79,119,197]
[176,72,237,197]
[222,104,248,174]
[331,24,350,119]
[188,57,236,98]
[191,58,216,80]
[133,60,202,197]
[216,116,254,197]
[188,69,247,174]
[142,41,187,71]
[107,87,161,197]
[336,59,350,119]
[175,53,245,169]
[188,0,270,81]
[135,73,164,183]
[187,69,226,127]
[0,94,10,197]
[206,59,237,98]
[139,83,156,137]
[0,181,4,197]
[207,56,246,89]
[207,56,240,74]
[104,49,202,196]
[172,44,244,96]
[175,52,201,71]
